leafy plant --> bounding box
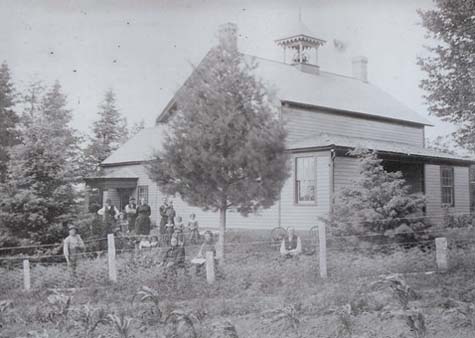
[164,310,197,338]
[263,304,301,337]
[46,290,72,327]
[72,303,108,338]
[405,309,426,338]
[334,304,353,338]
[132,286,162,320]
[107,312,134,338]
[442,298,475,327]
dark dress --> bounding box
[159,204,168,235]
[135,204,151,235]
[125,203,137,232]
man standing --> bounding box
[280,227,302,258]
[124,196,138,233]
[97,198,120,235]
[63,224,85,277]
[167,200,176,226]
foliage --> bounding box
[0,61,19,183]
[129,120,145,138]
[164,310,197,338]
[0,81,81,244]
[83,89,128,175]
[263,304,301,337]
[72,303,108,338]
[442,298,475,328]
[107,312,134,338]
[132,286,162,321]
[418,1,475,152]
[328,149,426,235]
[148,26,289,258]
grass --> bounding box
[1,229,475,337]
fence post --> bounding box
[435,237,448,272]
[318,222,328,279]
[23,259,31,291]
[206,251,215,284]
[107,233,117,282]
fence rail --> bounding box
[0,223,474,293]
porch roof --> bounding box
[84,167,138,189]
[289,132,475,164]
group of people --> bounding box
[97,197,152,236]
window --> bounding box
[295,156,316,204]
[137,185,149,204]
[441,167,454,206]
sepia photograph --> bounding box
[0,0,474,337]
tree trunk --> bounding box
[217,207,226,263]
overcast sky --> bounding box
[0,0,453,139]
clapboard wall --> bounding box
[283,105,425,146]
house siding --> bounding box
[424,164,470,225]
[101,152,331,230]
[283,105,424,146]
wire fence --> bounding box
[1,222,475,294]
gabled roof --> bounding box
[249,56,431,126]
[102,125,168,166]
[289,132,475,163]
[156,53,432,126]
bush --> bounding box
[326,149,426,237]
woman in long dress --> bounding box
[135,198,151,236]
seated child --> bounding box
[139,236,152,250]
[150,235,159,248]
[192,231,216,275]
[161,235,186,278]
[280,227,302,258]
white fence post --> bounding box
[107,233,117,282]
[23,259,31,291]
[318,222,328,279]
[206,251,215,284]
[435,237,448,271]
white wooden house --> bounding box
[85,22,475,229]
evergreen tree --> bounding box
[0,81,81,243]
[84,90,128,174]
[418,1,475,151]
[0,62,19,182]
[330,149,425,235]
[130,119,145,137]
[148,32,289,260]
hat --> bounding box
[129,196,136,201]
[68,224,78,231]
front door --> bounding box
[117,188,134,211]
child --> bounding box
[165,222,175,245]
[161,235,186,278]
[192,231,216,275]
[150,235,159,248]
[139,236,152,250]
[174,216,185,245]
[118,212,128,234]
[187,213,200,244]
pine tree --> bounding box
[148,33,289,260]
[0,81,81,244]
[330,149,425,235]
[418,1,475,151]
[130,119,145,137]
[0,62,19,182]
[84,90,128,174]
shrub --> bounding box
[327,149,426,236]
